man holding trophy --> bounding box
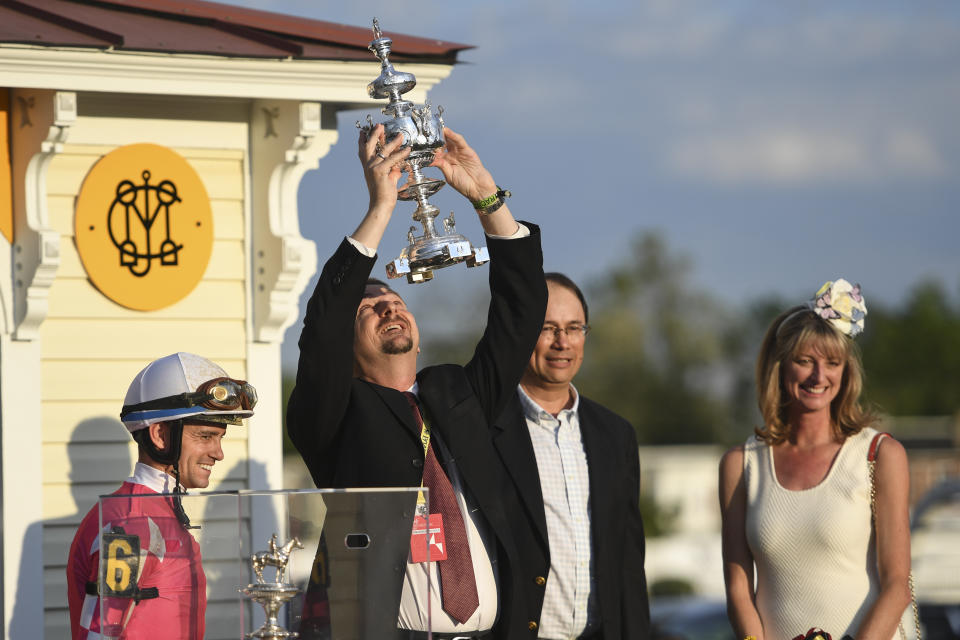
[287,115,547,638]
[288,20,547,638]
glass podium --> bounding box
[96,488,430,639]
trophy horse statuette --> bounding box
[251,533,304,584]
[242,534,305,639]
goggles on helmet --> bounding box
[193,377,258,411]
[120,377,257,423]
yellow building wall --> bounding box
[38,108,251,636]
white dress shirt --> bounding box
[397,385,500,633]
[127,462,180,493]
[518,384,597,639]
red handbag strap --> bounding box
[866,430,922,640]
[867,431,893,462]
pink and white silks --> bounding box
[67,464,206,640]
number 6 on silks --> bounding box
[101,530,141,598]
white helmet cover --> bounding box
[121,352,254,432]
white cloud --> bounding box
[884,130,944,175]
[666,127,946,185]
[593,5,960,66]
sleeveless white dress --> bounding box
[743,427,890,640]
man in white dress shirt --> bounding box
[492,274,650,639]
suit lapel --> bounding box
[369,383,421,441]
[579,399,618,555]
[492,394,549,548]
[416,367,512,534]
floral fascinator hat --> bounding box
[806,278,868,337]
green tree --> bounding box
[578,232,744,445]
[860,281,960,415]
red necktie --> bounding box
[404,392,480,623]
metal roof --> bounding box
[0,0,471,63]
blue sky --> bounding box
[225,1,960,371]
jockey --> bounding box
[66,353,256,639]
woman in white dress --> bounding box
[719,279,912,640]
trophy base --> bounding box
[387,241,489,284]
[247,624,299,639]
[241,583,301,640]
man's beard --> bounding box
[381,336,414,355]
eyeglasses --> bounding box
[193,377,258,411]
[540,323,591,341]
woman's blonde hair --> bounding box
[755,306,875,444]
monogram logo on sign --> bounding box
[109,170,183,277]
[75,143,214,311]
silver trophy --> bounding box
[358,18,490,284]
[241,534,304,639]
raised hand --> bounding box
[359,124,410,214]
[429,128,498,204]
[352,124,411,250]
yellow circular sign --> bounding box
[75,143,214,311]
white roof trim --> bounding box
[0,44,454,103]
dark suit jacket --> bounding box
[287,225,547,639]
[493,392,651,639]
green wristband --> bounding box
[472,186,511,214]
[472,190,500,210]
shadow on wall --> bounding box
[19,416,134,638]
